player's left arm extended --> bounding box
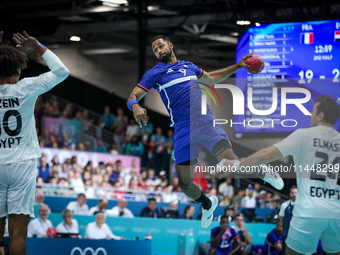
[198,53,253,85]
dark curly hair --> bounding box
[315,95,340,125]
[0,45,28,79]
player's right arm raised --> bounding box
[127,86,148,128]
[13,31,69,95]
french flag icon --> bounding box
[300,32,314,44]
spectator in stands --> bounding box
[35,191,45,205]
[123,169,138,185]
[167,200,179,219]
[64,103,73,119]
[58,133,72,148]
[82,171,92,183]
[138,115,153,169]
[162,129,174,172]
[256,190,268,208]
[94,138,107,153]
[84,140,92,151]
[172,176,179,192]
[147,169,161,187]
[66,193,89,215]
[126,118,139,139]
[27,204,53,237]
[108,142,119,155]
[37,157,50,182]
[99,105,115,130]
[111,107,128,152]
[51,100,61,118]
[253,183,261,198]
[88,199,109,215]
[70,171,85,193]
[232,214,252,255]
[210,215,242,255]
[264,221,283,255]
[278,185,297,255]
[218,178,235,205]
[241,188,256,208]
[162,185,178,203]
[108,198,134,218]
[232,188,245,206]
[159,170,169,187]
[39,129,51,147]
[56,209,80,237]
[77,142,85,151]
[180,205,195,220]
[126,135,143,156]
[74,111,82,121]
[150,127,165,174]
[92,167,103,186]
[84,212,126,240]
[58,163,69,179]
[140,198,159,218]
[121,159,139,180]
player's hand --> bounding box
[12,31,41,51]
[222,159,238,168]
[120,236,127,240]
[0,31,3,43]
[219,224,228,232]
[133,105,147,128]
[236,53,254,68]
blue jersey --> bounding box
[264,229,282,255]
[137,60,213,126]
[211,226,239,253]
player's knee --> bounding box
[178,178,193,191]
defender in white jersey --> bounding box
[0,31,69,254]
[221,95,340,255]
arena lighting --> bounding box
[230,32,239,36]
[255,22,261,26]
[70,36,81,41]
[99,0,129,6]
[82,48,130,55]
[200,34,238,44]
[236,20,251,25]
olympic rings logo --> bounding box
[70,247,107,255]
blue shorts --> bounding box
[173,116,231,165]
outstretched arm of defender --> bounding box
[198,53,254,85]
[127,86,148,128]
[223,146,283,171]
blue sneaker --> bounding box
[201,196,218,228]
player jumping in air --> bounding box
[221,95,340,254]
[0,31,69,254]
[126,35,284,228]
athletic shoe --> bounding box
[201,196,218,228]
[261,167,284,190]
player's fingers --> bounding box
[141,115,147,126]
[12,37,21,45]
[135,116,142,128]
[16,33,26,41]
[23,31,30,38]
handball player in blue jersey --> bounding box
[210,215,242,255]
[127,35,283,228]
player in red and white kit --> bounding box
[221,95,340,255]
[0,31,69,254]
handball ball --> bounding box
[245,55,265,74]
[46,227,58,238]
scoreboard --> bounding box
[235,20,340,137]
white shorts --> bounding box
[0,159,37,218]
[286,216,340,254]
